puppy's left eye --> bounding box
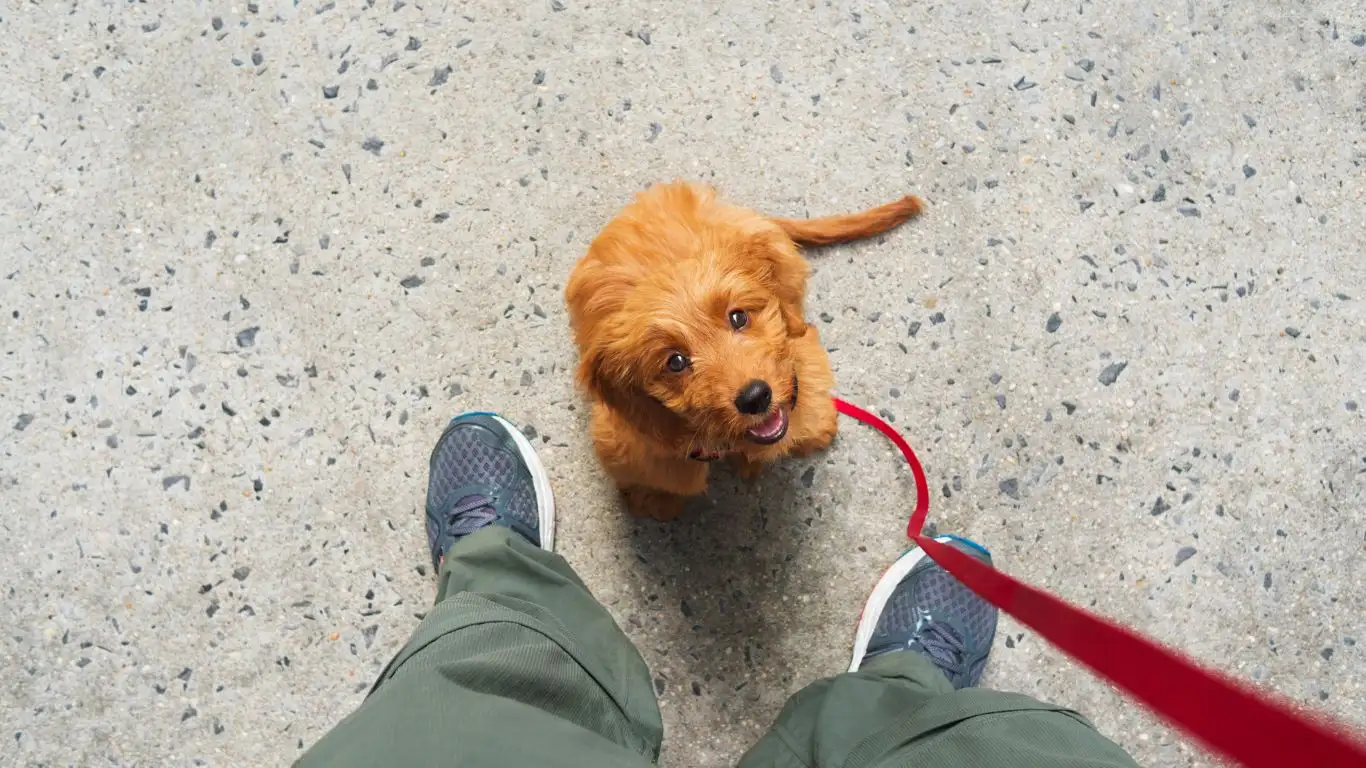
[728,309,749,330]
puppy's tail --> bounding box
[771,195,923,247]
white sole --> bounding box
[847,538,953,673]
[488,414,556,552]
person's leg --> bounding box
[297,413,661,768]
[739,536,1139,768]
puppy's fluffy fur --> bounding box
[566,182,921,520]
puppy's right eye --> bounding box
[665,352,690,373]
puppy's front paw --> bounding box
[622,487,687,521]
[733,454,766,480]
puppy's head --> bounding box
[567,184,806,450]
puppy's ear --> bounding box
[744,236,811,338]
[577,343,682,441]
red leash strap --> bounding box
[833,396,1366,767]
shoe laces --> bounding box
[446,493,497,537]
[913,613,968,674]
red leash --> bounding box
[833,396,1366,767]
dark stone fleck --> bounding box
[1243,164,1256,179]
[142,21,161,33]
[1174,546,1197,566]
[820,312,834,323]
[1013,76,1036,90]
[653,677,665,695]
[399,275,424,289]
[106,435,120,449]
[680,599,694,618]
[929,312,945,325]
[1264,572,1273,589]
[532,69,546,85]
[907,321,921,337]
[162,475,190,491]
[429,66,452,87]
[362,137,385,155]
[1097,361,1127,386]
[520,371,534,387]
[14,414,34,431]
[253,478,264,493]
[769,64,784,84]
[1178,206,1201,218]
[94,66,106,78]
[1079,200,1093,212]
[1353,34,1366,47]
[323,85,339,99]
[1150,497,1171,516]
[251,50,264,66]
[233,566,251,581]
[636,28,651,45]
[1005,636,1016,648]
[646,122,662,142]
[1346,401,1358,412]
[433,212,450,223]
[1152,184,1167,202]
[236,326,260,348]
[800,467,815,488]
[406,36,422,51]
[211,16,223,30]
[1284,326,1300,338]
[551,0,566,9]
[1229,389,1240,402]
[367,79,378,90]
[999,478,1019,499]
[691,681,701,696]
[182,706,198,721]
[995,394,1006,409]
[1045,312,1061,333]
[1321,647,1334,661]
[988,373,1002,385]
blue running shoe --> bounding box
[425,413,555,568]
[849,535,998,688]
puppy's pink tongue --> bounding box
[748,408,785,439]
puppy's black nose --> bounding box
[734,380,773,415]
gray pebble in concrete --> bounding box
[999,478,1020,499]
[429,66,452,87]
[1098,361,1128,386]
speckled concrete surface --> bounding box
[3,2,1364,766]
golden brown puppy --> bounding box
[566,182,921,520]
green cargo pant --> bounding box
[298,528,1138,768]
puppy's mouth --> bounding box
[744,407,789,445]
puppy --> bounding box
[565,182,922,520]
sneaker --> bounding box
[425,412,555,568]
[848,535,998,688]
